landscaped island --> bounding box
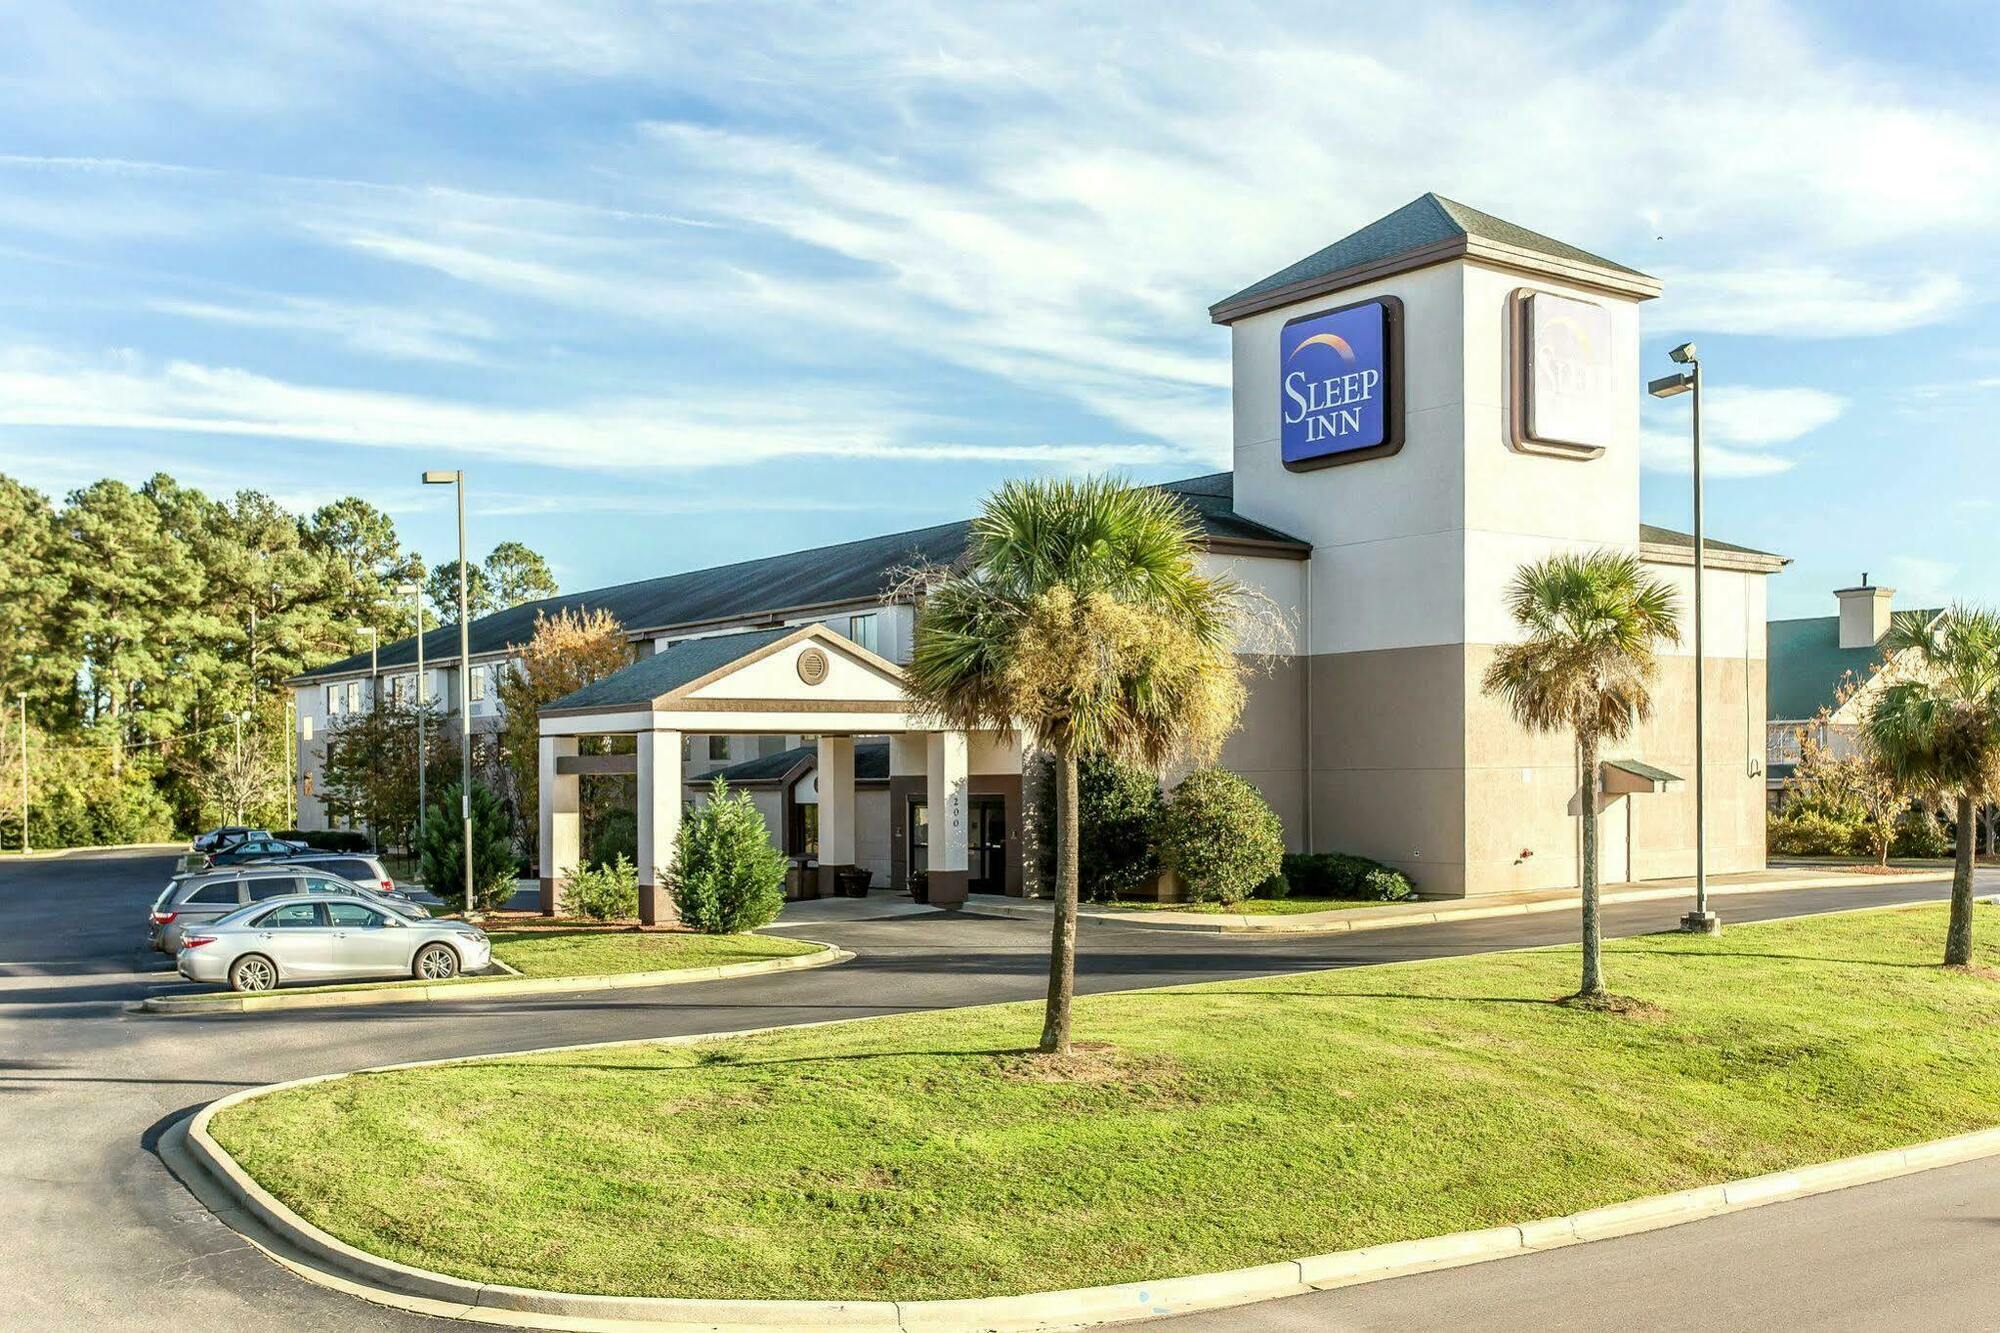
[209,904,1997,1302]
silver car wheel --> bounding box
[414,943,460,981]
[229,954,278,992]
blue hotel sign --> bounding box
[1279,295,1403,469]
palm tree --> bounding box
[1481,552,1681,999]
[905,477,1245,1054]
[1863,606,2000,967]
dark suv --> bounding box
[149,865,428,954]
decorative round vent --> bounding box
[796,646,830,686]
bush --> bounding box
[668,778,787,933]
[1891,810,1953,858]
[418,781,518,913]
[1253,871,1291,900]
[1028,752,1165,901]
[1154,769,1284,905]
[1280,852,1417,901]
[562,854,638,921]
[587,807,638,870]
[1767,810,1868,857]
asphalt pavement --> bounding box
[1,849,1991,1331]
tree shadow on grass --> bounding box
[460,1046,1097,1075]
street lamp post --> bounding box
[397,579,427,846]
[17,694,27,855]
[1650,343,1720,935]
[231,710,247,825]
[422,470,477,920]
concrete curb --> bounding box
[140,939,850,1014]
[966,869,1950,935]
[4,840,186,860]
[178,993,2000,1330]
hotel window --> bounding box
[708,735,731,762]
[469,665,487,702]
[345,681,362,713]
[847,613,879,655]
[325,685,340,716]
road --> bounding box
[1,849,1992,1331]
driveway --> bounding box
[0,849,1987,1330]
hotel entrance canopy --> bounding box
[536,623,986,921]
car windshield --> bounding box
[211,899,275,927]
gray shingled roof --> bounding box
[544,626,794,713]
[293,473,1309,684]
[707,741,891,787]
[1211,193,1652,320]
[1637,524,1783,560]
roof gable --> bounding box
[543,623,905,716]
[1210,193,1658,324]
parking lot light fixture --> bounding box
[1650,345,1718,936]
[421,470,477,920]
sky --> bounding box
[0,0,1995,621]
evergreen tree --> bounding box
[418,780,517,914]
[485,540,558,609]
[667,778,787,933]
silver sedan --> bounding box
[175,894,493,992]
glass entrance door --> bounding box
[968,797,1006,893]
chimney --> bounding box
[1835,574,1894,649]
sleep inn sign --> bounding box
[1279,295,1402,469]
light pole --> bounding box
[1649,342,1719,935]
[397,579,427,847]
[231,710,248,825]
[17,694,27,855]
[365,627,379,693]
[422,470,477,919]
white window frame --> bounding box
[847,612,879,655]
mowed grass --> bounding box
[210,904,2000,1301]
[488,929,821,978]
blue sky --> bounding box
[1,1,1995,620]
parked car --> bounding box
[272,852,408,900]
[192,826,265,853]
[150,866,429,954]
[204,835,306,867]
[176,893,491,992]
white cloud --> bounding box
[1641,384,1844,477]
[0,347,1175,472]
[147,296,500,364]
[1655,268,1967,338]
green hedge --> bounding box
[1274,852,1417,902]
[1155,769,1285,906]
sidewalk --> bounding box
[959,866,1952,935]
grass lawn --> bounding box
[210,904,2000,1302]
[488,929,821,978]
[1107,896,1396,915]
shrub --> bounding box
[587,808,638,869]
[1027,752,1165,901]
[1154,769,1284,905]
[418,781,518,913]
[1891,810,1952,858]
[668,778,787,933]
[562,853,638,922]
[1253,871,1291,900]
[1767,810,1868,857]
[1279,852,1417,901]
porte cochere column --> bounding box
[636,727,683,925]
[816,734,857,896]
[926,730,970,907]
[538,735,580,915]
